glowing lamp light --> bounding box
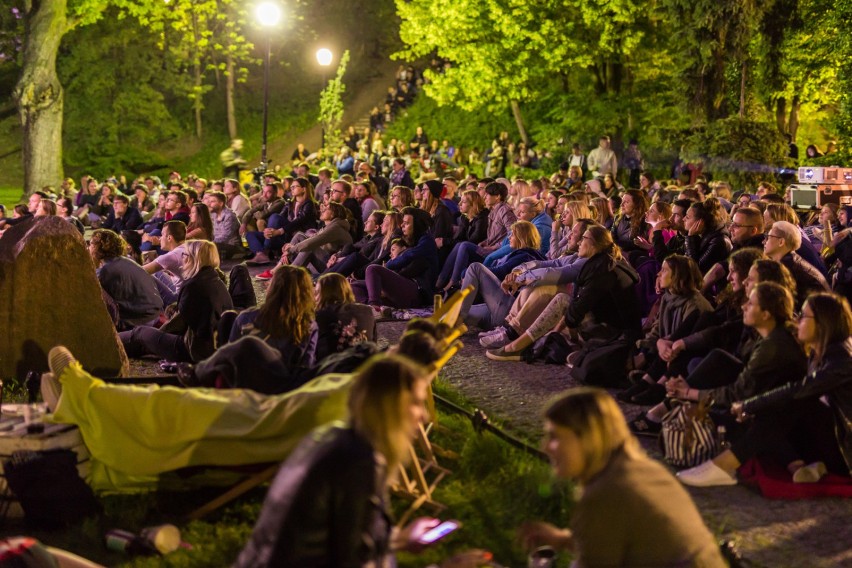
[316,48,333,67]
[255,2,282,27]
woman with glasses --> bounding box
[248,177,319,266]
[678,292,852,486]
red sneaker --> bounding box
[255,269,274,281]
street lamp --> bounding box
[316,48,333,151]
[256,1,282,170]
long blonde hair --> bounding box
[348,355,427,472]
[182,239,220,279]
[545,387,641,484]
[511,220,541,250]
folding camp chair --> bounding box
[392,288,471,524]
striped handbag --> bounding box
[660,398,718,468]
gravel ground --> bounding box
[123,262,852,568]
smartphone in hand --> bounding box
[417,520,461,545]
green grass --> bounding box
[0,381,575,567]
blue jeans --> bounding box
[437,241,483,288]
[140,228,162,253]
[483,244,511,269]
[460,262,515,329]
[245,213,287,253]
[153,271,179,305]
[321,252,362,278]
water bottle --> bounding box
[717,425,730,451]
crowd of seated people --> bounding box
[4,130,851,511]
[5,133,852,568]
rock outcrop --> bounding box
[0,217,128,379]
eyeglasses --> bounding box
[730,223,756,229]
[765,233,783,241]
[797,313,814,320]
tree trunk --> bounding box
[738,60,747,118]
[226,54,237,139]
[775,96,787,133]
[191,11,203,139]
[13,0,67,197]
[510,101,529,146]
[194,59,203,139]
[788,94,800,141]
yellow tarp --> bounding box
[50,362,352,492]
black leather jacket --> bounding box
[564,252,642,339]
[707,325,806,408]
[742,339,852,475]
[779,251,830,307]
[234,424,392,567]
[685,227,732,274]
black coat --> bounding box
[780,251,830,307]
[742,339,852,474]
[280,199,318,240]
[178,266,233,362]
[315,302,376,362]
[685,227,732,274]
[430,201,455,242]
[652,229,686,260]
[234,425,392,567]
[456,209,489,245]
[103,206,144,232]
[708,325,806,407]
[564,252,642,338]
[611,215,649,253]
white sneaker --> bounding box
[477,326,505,338]
[40,372,61,413]
[48,346,76,378]
[480,328,510,348]
[676,460,737,487]
[792,462,827,483]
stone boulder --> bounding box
[0,217,128,379]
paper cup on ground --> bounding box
[140,524,181,554]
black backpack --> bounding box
[525,332,575,365]
[4,450,101,529]
[228,264,256,310]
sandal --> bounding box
[629,416,662,437]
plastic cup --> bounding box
[140,524,181,554]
